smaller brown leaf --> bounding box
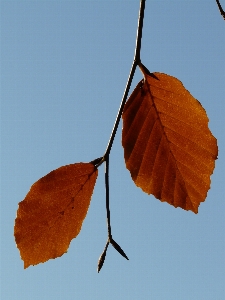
[14,162,98,268]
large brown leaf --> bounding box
[14,162,98,268]
[122,64,218,213]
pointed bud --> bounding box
[97,241,109,273]
[110,239,129,260]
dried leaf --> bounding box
[14,162,98,268]
[122,64,218,213]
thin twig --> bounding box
[97,0,146,272]
[216,0,225,20]
[105,155,112,239]
[134,0,146,63]
[104,0,146,159]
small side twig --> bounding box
[97,155,129,273]
[216,0,225,20]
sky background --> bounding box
[1,1,225,299]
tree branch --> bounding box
[104,0,146,159]
[97,0,146,272]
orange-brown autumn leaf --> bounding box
[122,64,218,213]
[14,162,98,268]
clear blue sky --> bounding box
[1,1,225,299]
